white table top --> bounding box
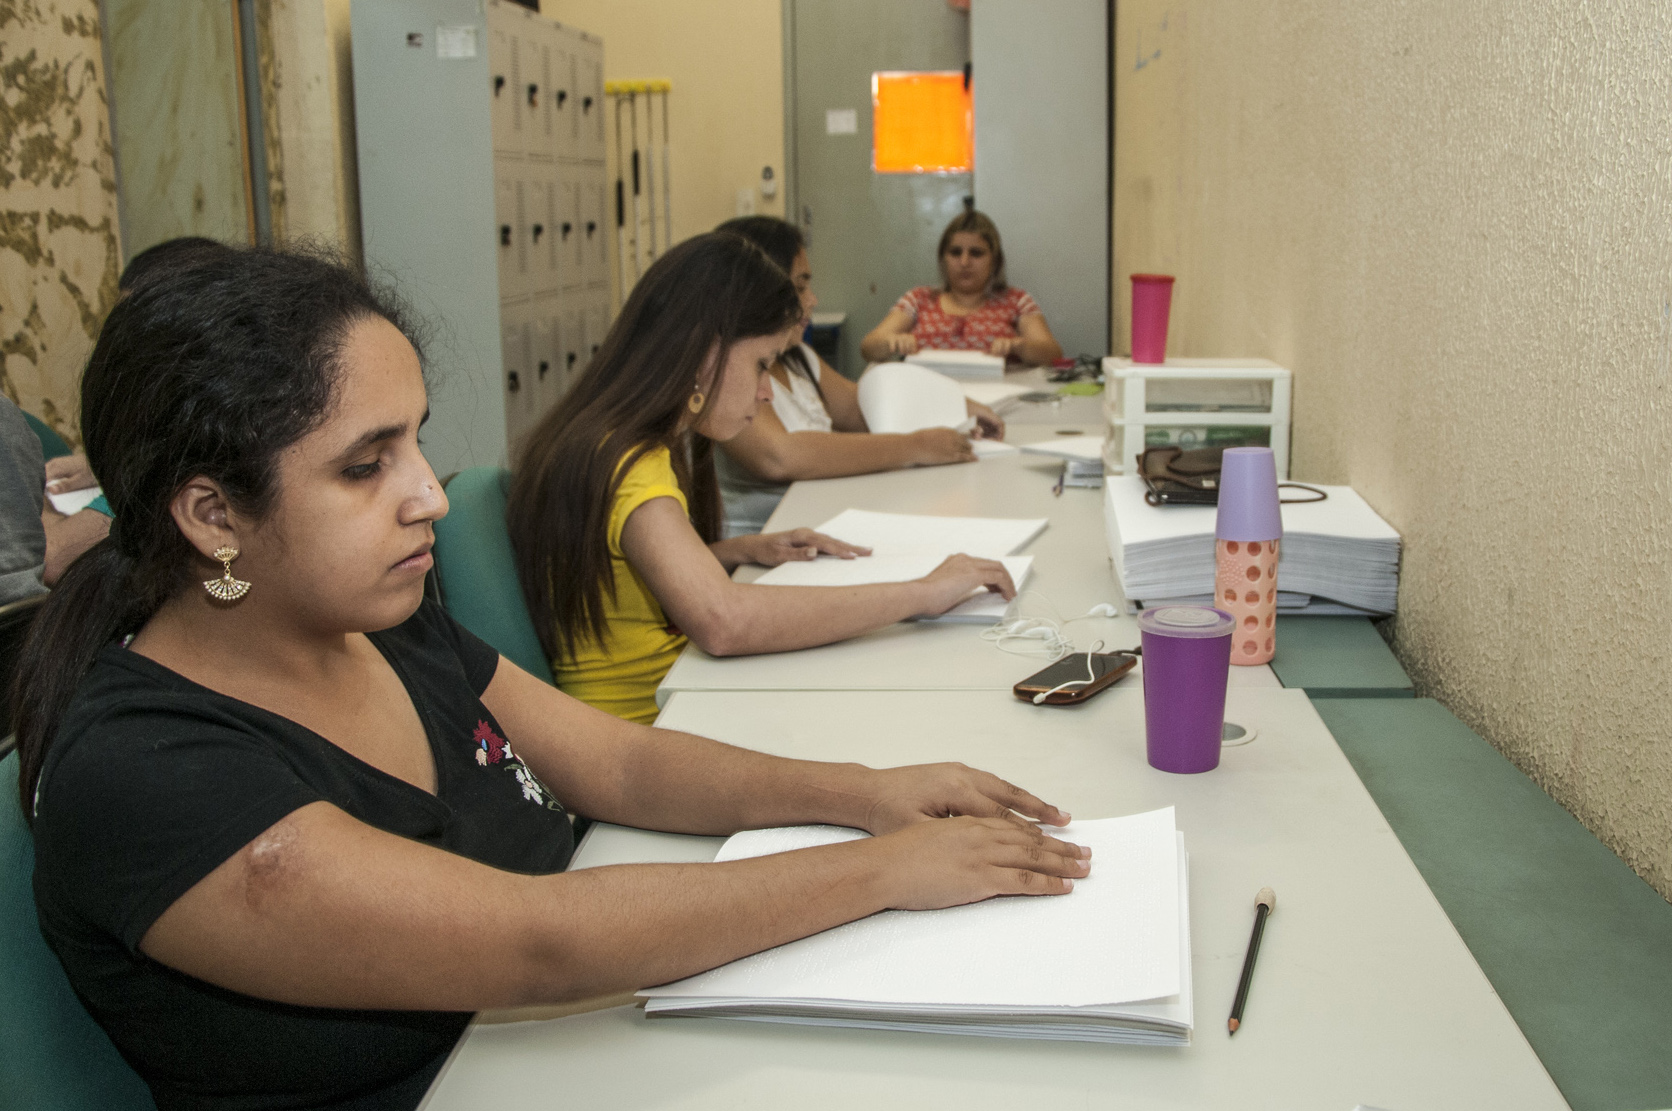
[658,447,1280,706]
[424,687,1566,1111]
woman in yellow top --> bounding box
[508,234,1016,723]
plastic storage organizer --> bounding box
[1101,358,1293,479]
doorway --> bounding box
[784,0,972,379]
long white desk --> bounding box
[658,447,1280,706]
[424,687,1568,1110]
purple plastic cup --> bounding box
[1216,447,1283,542]
[1130,274,1175,364]
[1139,606,1234,774]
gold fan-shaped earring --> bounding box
[203,546,252,602]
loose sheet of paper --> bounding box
[650,809,1181,1009]
[47,486,102,516]
[753,555,1032,621]
[809,508,1046,560]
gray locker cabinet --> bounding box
[354,0,607,475]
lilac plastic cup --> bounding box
[1130,274,1175,364]
[1216,447,1283,542]
[1139,606,1234,774]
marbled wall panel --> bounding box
[0,0,122,443]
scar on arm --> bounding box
[241,811,306,911]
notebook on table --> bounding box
[640,807,1193,1045]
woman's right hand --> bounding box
[864,816,1089,910]
[885,333,919,357]
[915,553,1016,615]
[907,427,977,466]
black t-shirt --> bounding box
[31,600,575,1111]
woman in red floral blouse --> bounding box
[861,210,1064,366]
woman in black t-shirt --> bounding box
[14,247,1092,1111]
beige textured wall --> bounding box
[0,0,122,443]
[539,0,785,246]
[1113,2,1672,898]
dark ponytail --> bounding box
[11,245,422,819]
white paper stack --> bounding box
[753,509,1047,622]
[907,348,1006,379]
[640,808,1192,1045]
[1021,435,1106,488]
[1103,476,1401,614]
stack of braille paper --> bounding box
[1103,476,1401,615]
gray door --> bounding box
[785,0,971,379]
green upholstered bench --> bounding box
[1270,616,1413,698]
[1314,698,1672,1111]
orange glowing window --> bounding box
[871,70,972,174]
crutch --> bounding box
[655,80,673,249]
[606,81,628,306]
[627,81,644,281]
[642,86,659,260]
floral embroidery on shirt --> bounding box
[473,720,509,765]
[472,720,564,810]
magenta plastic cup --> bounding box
[1139,606,1234,774]
[1130,274,1176,364]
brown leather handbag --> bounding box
[1136,445,1326,507]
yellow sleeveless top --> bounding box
[553,446,689,724]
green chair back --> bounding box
[1,751,156,1110]
[433,468,552,683]
[21,411,72,461]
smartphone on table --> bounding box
[1012,651,1138,706]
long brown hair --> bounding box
[937,209,1008,293]
[507,233,801,665]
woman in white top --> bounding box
[714,217,1004,537]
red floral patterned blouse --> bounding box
[893,285,1043,357]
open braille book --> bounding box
[638,807,1193,1045]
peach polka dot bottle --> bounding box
[1214,447,1284,666]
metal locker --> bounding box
[513,174,532,297]
[581,179,603,282]
[562,176,584,288]
[529,36,553,162]
[501,304,533,447]
[536,178,560,294]
[562,303,584,382]
[576,36,604,162]
[488,22,517,154]
[529,297,561,420]
[552,30,577,162]
[584,293,609,363]
[582,179,608,285]
[493,174,520,300]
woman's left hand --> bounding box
[744,528,871,568]
[964,399,1005,441]
[857,762,1071,835]
[988,336,1023,360]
